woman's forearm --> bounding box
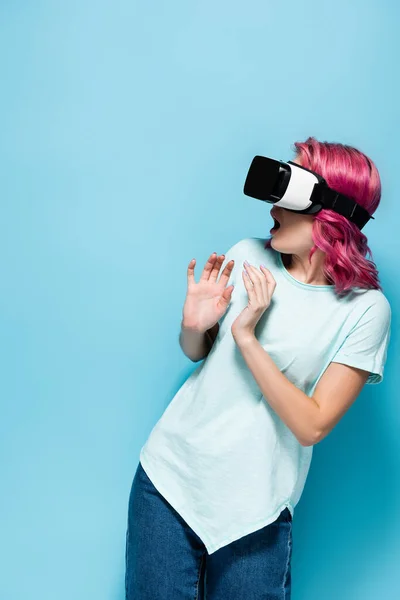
[234,332,321,446]
[179,321,219,362]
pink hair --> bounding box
[264,136,383,295]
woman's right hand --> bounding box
[182,251,235,333]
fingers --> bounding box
[260,264,275,285]
[187,252,216,285]
[218,284,234,308]
[209,253,228,282]
[198,252,219,282]
[243,262,267,304]
[243,262,275,304]
[188,252,235,288]
[217,257,235,286]
[187,258,197,285]
[242,268,257,302]
[197,252,234,284]
[259,265,277,301]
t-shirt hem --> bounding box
[203,502,294,554]
[139,448,215,550]
[139,447,294,555]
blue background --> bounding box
[1,1,399,598]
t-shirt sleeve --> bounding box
[331,296,392,384]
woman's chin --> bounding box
[270,234,289,253]
[270,233,281,246]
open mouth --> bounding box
[271,217,281,232]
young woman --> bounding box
[125,137,392,599]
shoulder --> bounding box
[226,236,275,258]
[357,288,391,314]
[222,237,277,276]
[350,288,391,329]
[367,291,391,325]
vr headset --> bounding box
[243,155,374,230]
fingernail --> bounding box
[244,260,250,266]
[261,263,267,268]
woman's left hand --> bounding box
[231,261,276,343]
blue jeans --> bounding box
[125,460,293,599]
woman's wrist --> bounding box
[181,318,207,334]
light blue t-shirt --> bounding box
[140,237,392,554]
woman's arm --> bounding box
[179,320,220,362]
[235,334,369,446]
[231,261,372,446]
